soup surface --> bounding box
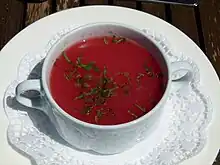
[50,36,167,125]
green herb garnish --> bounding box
[93,65,100,72]
[74,93,84,100]
[76,56,82,65]
[84,74,93,80]
[103,66,107,76]
[112,35,126,44]
[63,52,72,64]
[100,66,109,87]
[134,103,146,112]
[95,109,104,123]
[64,73,72,80]
[112,35,117,43]
[89,87,99,95]
[115,38,126,44]
[103,37,108,45]
[83,83,90,88]
[95,96,106,106]
[69,55,137,122]
[144,64,154,77]
[128,109,138,118]
[82,106,93,115]
[136,73,145,86]
[147,71,153,77]
[76,57,100,72]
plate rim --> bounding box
[0,5,220,165]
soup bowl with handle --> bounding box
[15,22,192,154]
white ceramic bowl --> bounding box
[15,22,192,154]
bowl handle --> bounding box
[170,61,193,81]
[15,79,48,114]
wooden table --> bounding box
[0,0,220,164]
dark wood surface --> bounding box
[170,5,200,45]
[0,0,25,49]
[0,0,220,164]
[199,0,220,75]
[141,2,166,19]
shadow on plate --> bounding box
[5,60,103,165]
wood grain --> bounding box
[141,2,166,20]
[170,5,200,46]
[26,0,52,26]
[85,0,108,5]
[114,0,136,9]
[0,0,25,49]
[199,0,220,75]
[57,0,80,11]
[0,0,219,164]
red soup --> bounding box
[50,36,167,125]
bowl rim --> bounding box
[42,22,172,130]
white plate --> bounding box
[0,6,220,165]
